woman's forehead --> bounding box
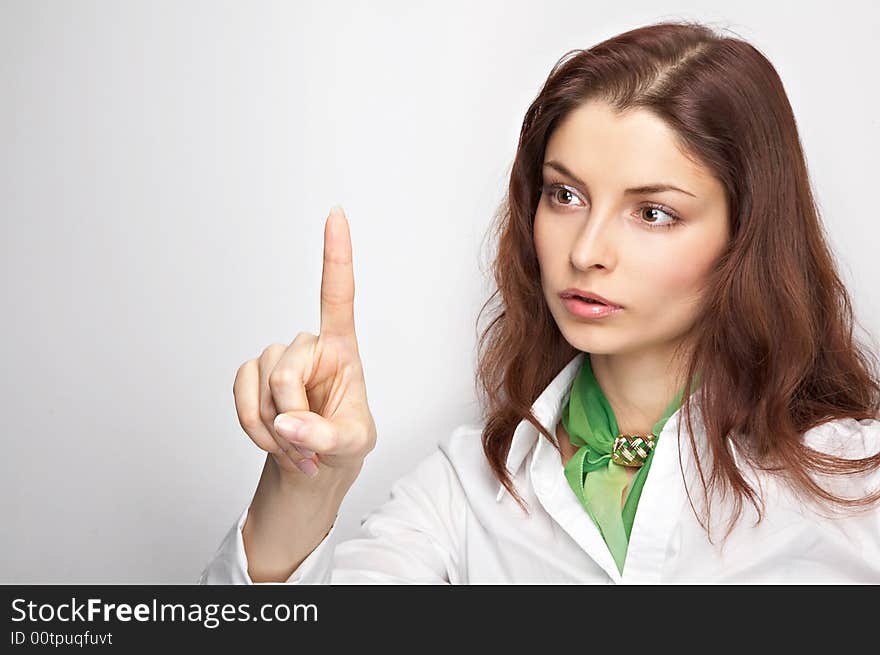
[544,101,722,203]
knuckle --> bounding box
[261,343,284,359]
[238,410,263,437]
[232,360,251,393]
[361,421,378,453]
[320,289,350,308]
[314,426,334,453]
[293,331,315,343]
[360,432,376,454]
[258,398,275,425]
[268,367,294,389]
[323,436,338,453]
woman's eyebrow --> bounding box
[542,160,697,198]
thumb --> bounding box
[273,410,352,456]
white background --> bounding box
[2,0,877,582]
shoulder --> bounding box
[796,416,880,511]
[801,416,880,460]
[383,423,484,505]
[437,422,485,461]
[434,422,504,502]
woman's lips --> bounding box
[561,296,625,319]
[559,289,622,308]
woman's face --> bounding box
[534,99,730,358]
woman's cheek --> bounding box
[655,238,717,294]
[533,218,563,275]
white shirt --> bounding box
[198,352,880,584]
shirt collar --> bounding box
[495,351,585,502]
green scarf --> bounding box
[561,355,695,575]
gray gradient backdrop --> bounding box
[2,0,878,582]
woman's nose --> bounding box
[569,209,618,271]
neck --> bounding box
[588,346,689,435]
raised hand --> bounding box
[233,205,377,480]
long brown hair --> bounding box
[474,20,880,543]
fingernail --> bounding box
[330,204,345,217]
[293,444,315,458]
[274,415,304,440]
[296,458,318,477]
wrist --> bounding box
[269,453,360,506]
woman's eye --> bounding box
[541,183,583,208]
[639,205,681,230]
[541,182,682,230]
[554,187,576,206]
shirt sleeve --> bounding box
[196,503,339,584]
[197,447,467,584]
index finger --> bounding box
[319,205,356,339]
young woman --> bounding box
[199,21,880,584]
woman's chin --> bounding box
[561,335,626,355]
